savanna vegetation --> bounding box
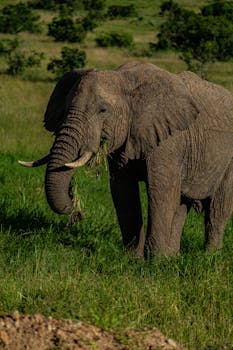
[0,1,232,349]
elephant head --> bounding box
[19,62,199,217]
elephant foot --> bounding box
[205,240,223,251]
[144,237,180,258]
[122,227,145,258]
[130,245,144,259]
[205,229,224,251]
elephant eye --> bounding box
[99,106,107,113]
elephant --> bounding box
[19,61,233,257]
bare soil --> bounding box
[0,311,185,350]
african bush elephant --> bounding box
[19,61,233,257]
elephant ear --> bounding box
[44,69,93,133]
[125,71,200,159]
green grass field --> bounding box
[0,1,233,349]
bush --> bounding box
[80,11,100,32]
[201,0,233,20]
[47,47,87,79]
[28,0,79,11]
[0,41,8,56]
[28,0,105,12]
[107,4,137,18]
[0,3,41,34]
[156,0,233,77]
[48,16,86,42]
[96,31,134,48]
[3,38,44,76]
[82,0,106,11]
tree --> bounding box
[106,4,137,18]
[48,16,86,42]
[201,0,233,20]
[48,10,100,43]
[96,31,134,48]
[28,0,79,11]
[0,3,41,34]
[82,0,106,11]
[155,0,233,77]
[47,47,86,79]
[2,38,44,76]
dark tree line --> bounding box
[155,0,233,77]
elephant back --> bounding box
[179,71,233,129]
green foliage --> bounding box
[82,0,106,11]
[47,10,101,43]
[0,40,8,55]
[201,0,233,20]
[3,38,44,76]
[96,31,134,48]
[48,16,87,43]
[28,0,105,12]
[0,2,41,34]
[156,0,233,77]
[107,4,137,18]
[27,0,57,10]
[79,11,100,32]
[28,0,79,11]
[47,46,86,79]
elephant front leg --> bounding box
[109,170,145,258]
[146,160,183,256]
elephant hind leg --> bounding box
[205,161,233,250]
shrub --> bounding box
[156,0,233,77]
[0,3,41,34]
[47,47,86,79]
[96,31,134,48]
[0,41,8,55]
[107,4,137,18]
[28,0,57,10]
[201,0,233,20]
[80,11,100,32]
[82,0,106,11]
[4,38,44,76]
[48,16,86,42]
[28,0,79,10]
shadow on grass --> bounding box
[0,200,119,254]
[0,205,57,233]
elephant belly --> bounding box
[181,129,233,200]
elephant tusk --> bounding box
[18,154,50,167]
[65,151,93,168]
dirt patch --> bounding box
[0,311,185,350]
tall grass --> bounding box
[0,153,232,350]
[0,1,233,349]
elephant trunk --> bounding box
[45,165,75,215]
[45,126,81,215]
[45,111,101,215]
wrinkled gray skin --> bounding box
[30,62,233,256]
